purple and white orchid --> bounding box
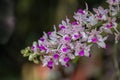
[21,0,120,69]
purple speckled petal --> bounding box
[64,57,70,62]
[64,36,71,41]
[74,34,80,39]
[105,44,109,49]
[47,60,53,69]
[65,63,70,67]
[47,31,52,35]
[79,49,84,56]
[39,38,45,42]
[77,9,84,14]
[38,45,46,51]
[31,46,35,51]
[97,14,102,18]
[72,21,78,25]
[105,24,112,28]
[53,54,59,59]
[62,47,69,52]
[92,37,98,43]
[60,25,65,29]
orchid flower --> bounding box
[21,0,120,69]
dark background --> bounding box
[0,0,106,80]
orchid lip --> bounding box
[60,25,65,29]
[65,63,70,67]
[79,49,84,56]
[47,31,52,35]
[47,61,53,69]
[113,0,116,2]
[31,46,35,50]
[78,9,84,14]
[106,24,112,28]
[98,14,102,18]
[92,37,98,43]
[62,47,69,52]
[48,61,53,66]
[64,57,70,62]
[64,36,71,41]
[74,34,80,39]
[40,38,45,42]
[38,45,46,51]
[72,21,78,25]
[53,54,59,59]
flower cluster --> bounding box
[21,0,120,69]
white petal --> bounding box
[84,51,90,57]
[68,53,75,59]
[103,36,108,41]
[97,41,106,48]
[81,32,88,41]
[62,20,66,25]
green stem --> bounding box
[113,43,120,80]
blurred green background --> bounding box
[1,0,115,80]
